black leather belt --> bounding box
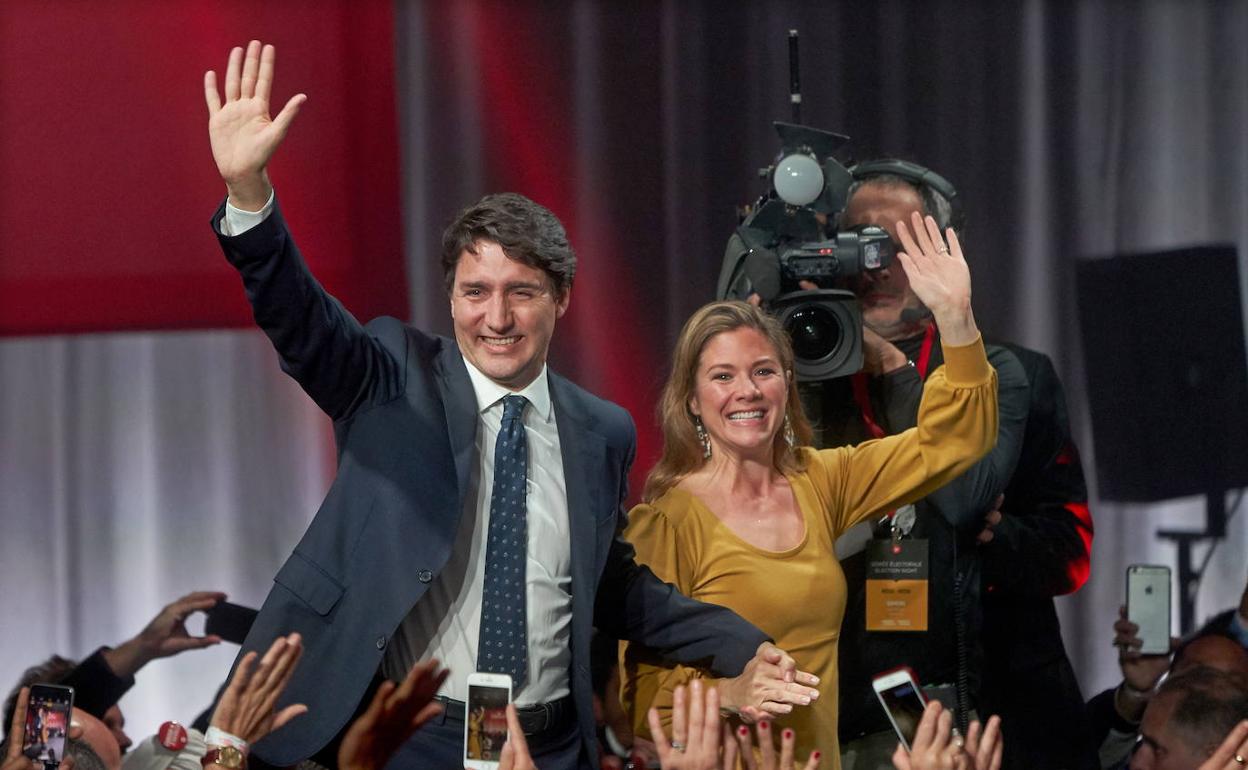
[434,694,574,751]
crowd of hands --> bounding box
[1,630,1003,770]
[0,587,1005,770]
[5,582,1248,770]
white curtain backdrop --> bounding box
[2,0,1246,745]
[0,331,332,732]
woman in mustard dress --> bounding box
[620,214,998,767]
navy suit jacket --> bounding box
[212,201,766,765]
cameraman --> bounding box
[816,162,1095,770]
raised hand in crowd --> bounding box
[498,704,538,770]
[1197,720,1248,770]
[1113,604,1180,721]
[720,643,820,723]
[2,687,78,770]
[960,715,1002,770]
[100,591,226,679]
[649,680,722,770]
[204,40,307,211]
[338,660,448,770]
[730,711,821,770]
[208,633,306,748]
[892,701,1002,770]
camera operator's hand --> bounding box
[204,40,307,211]
[102,590,226,679]
[894,214,977,346]
[862,326,910,376]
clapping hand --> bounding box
[730,718,821,770]
[891,701,1002,770]
[209,633,307,745]
[339,660,449,770]
[720,643,820,723]
[649,680,722,770]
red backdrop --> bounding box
[0,2,407,335]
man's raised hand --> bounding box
[204,40,306,211]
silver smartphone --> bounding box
[1126,564,1172,655]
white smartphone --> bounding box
[464,672,513,769]
[1127,564,1172,655]
[872,666,927,752]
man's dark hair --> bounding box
[3,655,77,740]
[440,192,576,296]
[1154,665,1248,756]
[65,737,109,770]
[1173,609,1246,670]
[846,169,965,235]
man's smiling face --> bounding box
[450,240,569,390]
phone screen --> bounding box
[1127,566,1171,655]
[465,684,510,763]
[878,679,926,749]
[24,685,74,767]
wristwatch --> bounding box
[201,746,246,770]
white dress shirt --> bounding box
[224,196,573,705]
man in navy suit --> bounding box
[202,41,818,770]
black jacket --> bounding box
[818,332,1030,741]
[976,343,1097,770]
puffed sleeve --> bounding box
[807,335,999,535]
[619,501,702,742]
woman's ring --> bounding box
[936,246,950,255]
[1232,753,1244,765]
[670,741,686,752]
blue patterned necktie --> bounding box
[477,394,529,687]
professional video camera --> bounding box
[717,121,895,381]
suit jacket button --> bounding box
[418,569,434,583]
[375,635,387,650]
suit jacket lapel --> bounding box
[550,374,606,620]
[433,343,478,507]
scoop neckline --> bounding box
[663,480,811,558]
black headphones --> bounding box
[847,158,962,231]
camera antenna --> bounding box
[788,29,801,123]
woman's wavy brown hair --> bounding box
[642,300,814,502]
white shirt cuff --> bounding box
[221,191,276,236]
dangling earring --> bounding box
[784,414,796,450]
[694,415,711,460]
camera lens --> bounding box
[784,304,844,362]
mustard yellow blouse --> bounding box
[620,336,998,768]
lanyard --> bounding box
[852,324,937,439]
